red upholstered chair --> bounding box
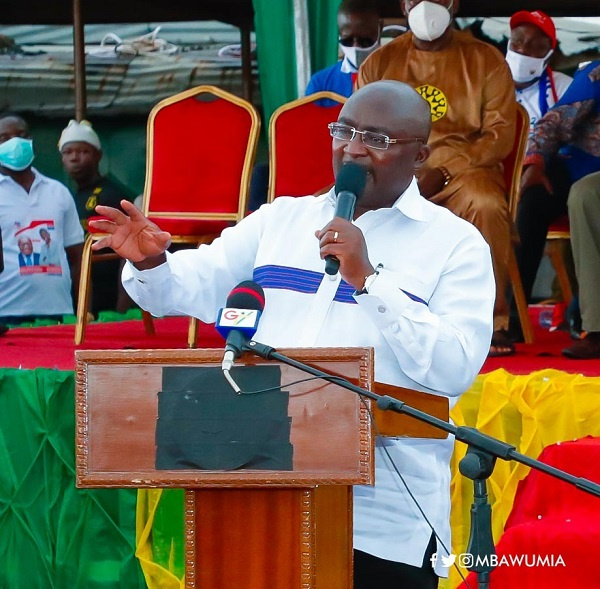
[545,215,573,305]
[146,85,260,347]
[75,85,260,346]
[143,85,261,240]
[267,91,346,201]
[506,103,535,343]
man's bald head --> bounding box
[344,80,431,141]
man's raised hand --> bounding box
[89,200,172,263]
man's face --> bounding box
[332,90,429,209]
[509,23,553,58]
[61,141,101,183]
[0,116,29,145]
[18,238,33,255]
[337,11,380,48]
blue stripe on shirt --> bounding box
[253,265,428,306]
[253,264,356,304]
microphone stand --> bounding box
[243,340,600,588]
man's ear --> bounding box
[414,143,432,169]
[400,0,408,19]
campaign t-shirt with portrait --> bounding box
[0,169,84,317]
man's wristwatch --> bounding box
[439,166,452,187]
[359,265,382,294]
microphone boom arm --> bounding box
[243,338,600,588]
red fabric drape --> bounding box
[458,437,600,588]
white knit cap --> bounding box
[58,119,101,151]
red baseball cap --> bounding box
[510,10,557,49]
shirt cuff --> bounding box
[125,253,171,284]
[353,268,413,330]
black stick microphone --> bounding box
[325,162,367,276]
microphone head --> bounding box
[225,280,265,312]
[335,162,367,199]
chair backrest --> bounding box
[143,85,260,227]
[504,103,530,222]
[268,91,347,202]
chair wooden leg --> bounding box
[508,247,534,344]
[142,310,156,335]
[188,317,198,349]
[75,235,94,345]
[546,239,573,306]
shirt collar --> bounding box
[0,167,47,186]
[325,176,430,222]
[392,177,430,222]
[340,55,358,74]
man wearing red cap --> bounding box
[506,10,572,131]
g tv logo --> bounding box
[219,308,260,328]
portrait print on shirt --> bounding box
[14,220,62,275]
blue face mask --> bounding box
[0,137,35,171]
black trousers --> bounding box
[353,533,438,589]
[0,315,63,325]
[515,158,572,302]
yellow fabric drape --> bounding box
[135,368,600,589]
[136,489,185,589]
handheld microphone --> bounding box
[216,281,266,389]
[325,162,367,276]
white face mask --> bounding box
[505,47,553,84]
[339,40,380,73]
[407,1,452,42]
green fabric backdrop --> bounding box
[0,368,146,588]
[253,0,339,124]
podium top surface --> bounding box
[76,347,375,488]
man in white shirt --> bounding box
[0,113,84,324]
[91,81,495,588]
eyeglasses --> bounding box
[339,36,378,49]
[328,123,424,151]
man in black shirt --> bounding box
[59,119,135,314]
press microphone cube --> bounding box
[216,307,262,357]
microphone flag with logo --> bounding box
[216,281,265,370]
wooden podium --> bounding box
[76,347,376,589]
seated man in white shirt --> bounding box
[90,80,495,588]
